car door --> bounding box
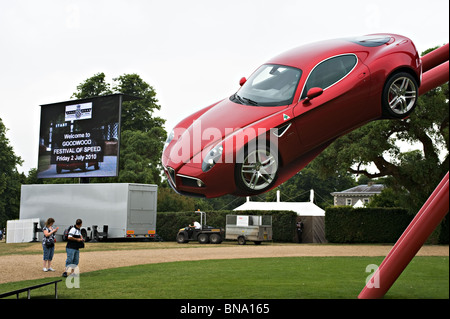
[292,54,374,149]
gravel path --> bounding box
[0,244,447,284]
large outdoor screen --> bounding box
[37,94,128,179]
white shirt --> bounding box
[193,221,201,229]
[68,226,82,238]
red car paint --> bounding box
[162,34,422,198]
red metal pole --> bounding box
[421,43,449,73]
[358,172,449,299]
[358,43,450,299]
[419,61,449,96]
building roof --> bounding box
[330,184,385,196]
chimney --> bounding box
[277,190,281,202]
[310,189,314,203]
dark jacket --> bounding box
[66,226,84,250]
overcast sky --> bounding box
[1,0,449,174]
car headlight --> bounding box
[202,144,223,172]
[163,129,174,152]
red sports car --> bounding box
[162,34,422,198]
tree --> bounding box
[313,47,449,212]
[72,73,167,185]
[72,72,112,99]
[366,187,402,208]
[117,129,166,184]
[157,186,197,212]
[252,164,356,208]
[112,74,164,132]
[0,118,24,227]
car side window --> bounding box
[301,54,357,99]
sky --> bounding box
[0,0,449,174]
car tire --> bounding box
[382,72,418,119]
[238,236,246,245]
[235,142,278,194]
[198,233,209,244]
[176,233,187,244]
[209,233,222,244]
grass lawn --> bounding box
[0,256,448,299]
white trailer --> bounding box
[18,183,157,242]
[225,215,272,245]
[6,218,41,243]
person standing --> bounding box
[42,218,59,272]
[296,219,304,243]
[62,219,84,277]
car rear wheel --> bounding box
[382,72,418,119]
[235,144,278,194]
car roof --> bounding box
[266,34,404,71]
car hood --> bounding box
[167,98,285,166]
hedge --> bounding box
[156,210,297,242]
[325,207,414,243]
[438,213,449,244]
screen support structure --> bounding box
[80,177,90,184]
[358,44,449,299]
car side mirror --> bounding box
[304,87,323,102]
[239,77,247,86]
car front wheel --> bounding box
[235,143,278,194]
[382,72,418,119]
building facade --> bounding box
[330,183,384,207]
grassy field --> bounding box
[0,256,448,299]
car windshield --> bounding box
[231,64,302,107]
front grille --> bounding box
[180,175,205,188]
[166,166,176,187]
[181,176,198,187]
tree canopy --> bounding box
[0,118,24,227]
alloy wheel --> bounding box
[387,76,417,115]
[240,148,278,191]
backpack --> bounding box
[63,225,74,241]
[44,235,55,248]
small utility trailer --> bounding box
[225,215,272,245]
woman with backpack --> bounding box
[42,218,59,272]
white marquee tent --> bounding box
[234,190,326,243]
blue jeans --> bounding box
[65,248,80,267]
[43,244,55,261]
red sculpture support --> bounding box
[359,43,449,299]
